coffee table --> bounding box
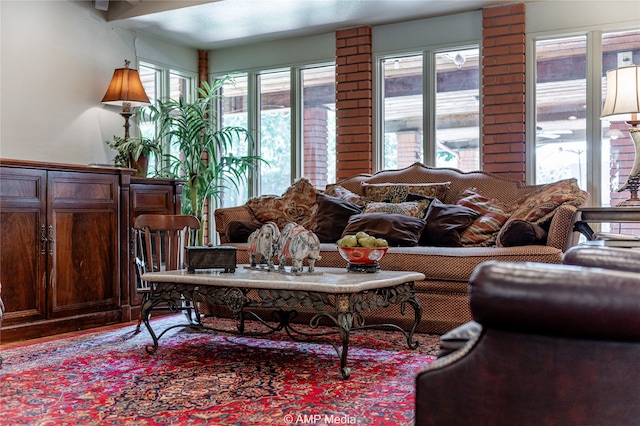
[140,266,425,379]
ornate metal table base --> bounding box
[140,282,422,379]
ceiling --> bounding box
[106,0,521,50]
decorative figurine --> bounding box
[247,222,280,270]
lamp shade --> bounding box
[601,65,640,121]
[101,60,150,109]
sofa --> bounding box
[213,162,587,334]
[415,246,640,425]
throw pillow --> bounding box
[509,178,588,225]
[419,199,480,247]
[325,184,366,206]
[363,199,432,218]
[312,193,364,243]
[457,189,512,247]
[361,182,451,203]
[342,213,426,247]
[246,177,318,229]
[496,219,548,247]
[225,221,262,243]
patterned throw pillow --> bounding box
[457,189,512,247]
[361,182,451,203]
[246,177,318,229]
[509,178,588,224]
[325,185,366,206]
[363,199,432,218]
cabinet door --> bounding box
[47,171,119,318]
[0,167,47,325]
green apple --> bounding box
[375,238,388,247]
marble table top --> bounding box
[142,266,425,293]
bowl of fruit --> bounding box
[336,232,389,272]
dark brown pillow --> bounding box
[497,219,548,247]
[225,220,262,243]
[419,199,480,247]
[312,193,363,243]
[342,213,426,247]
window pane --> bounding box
[535,36,587,189]
[382,55,423,170]
[601,29,640,209]
[435,48,480,172]
[220,74,250,207]
[138,64,159,176]
[259,71,291,195]
[302,65,336,188]
[168,72,192,161]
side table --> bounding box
[574,207,640,240]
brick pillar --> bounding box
[198,49,210,244]
[610,122,635,206]
[336,27,373,179]
[481,3,526,182]
[304,107,330,187]
[397,131,422,169]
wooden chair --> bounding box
[133,214,200,332]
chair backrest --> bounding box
[133,214,200,283]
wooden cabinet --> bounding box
[0,160,131,342]
[127,177,183,320]
[0,160,183,342]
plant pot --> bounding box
[129,153,149,177]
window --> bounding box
[137,62,196,176]
[601,30,640,208]
[382,54,423,170]
[259,70,292,195]
[218,63,336,206]
[435,48,480,171]
[534,36,587,188]
[533,29,640,208]
[302,66,336,188]
[380,47,480,172]
[220,74,250,207]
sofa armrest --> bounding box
[545,204,578,251]
[469,261,640,341]
[213,205,255,244]
[563,245,640,273]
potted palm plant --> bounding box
[144,77,263,245]
[105,135,162,177]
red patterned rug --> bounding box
[0,315,438,425]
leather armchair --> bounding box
[415,256,640,426]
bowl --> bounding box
[337,246,388,265]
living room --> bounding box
[1,0,640,424]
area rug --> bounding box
[0,315,438,425]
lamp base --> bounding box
[617,175,640,207]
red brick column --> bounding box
[198,49,210,244]
[304,107,330,187]
[336,27,373,179]
[481,3,526,182]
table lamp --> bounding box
[601,65,640,207]
[102,60,150,139]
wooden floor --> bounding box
[0,319,140,350]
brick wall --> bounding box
[335,27,373,180]
[481,3,527,182]
[198,49,210,244]
[304,107,330,187]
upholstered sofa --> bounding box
[415,246,640,425]
[213,163,587,334]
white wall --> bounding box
[0,0,197,165]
